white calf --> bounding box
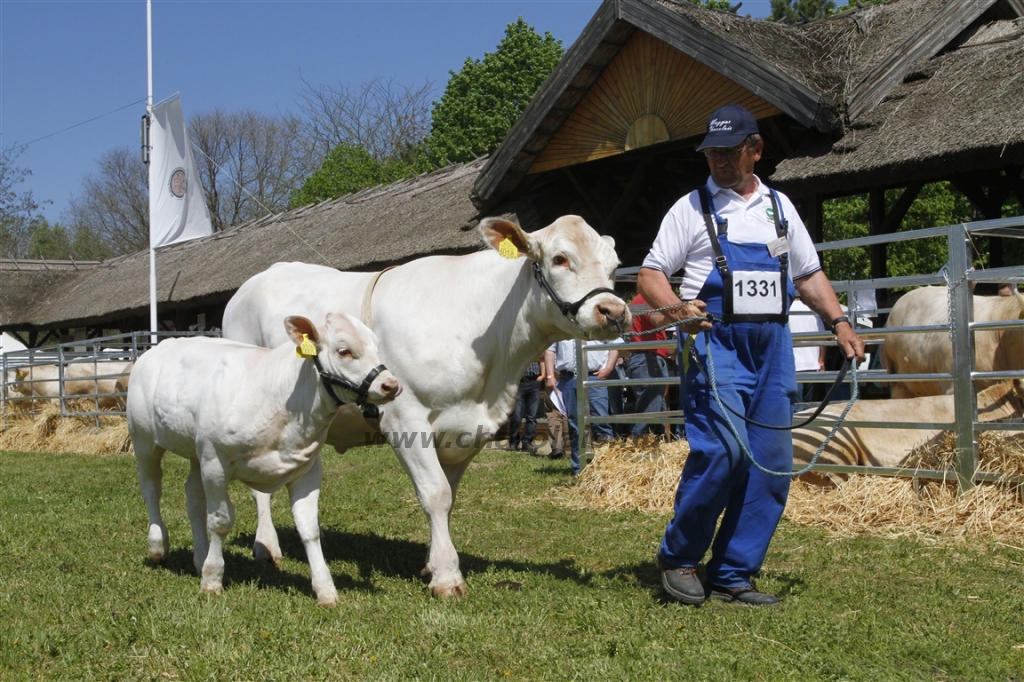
[126,314,400,605]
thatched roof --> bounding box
[0,160,512,331]
[473,0,1022,204]
[773,17,1024,194]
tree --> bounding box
[426,18,564,165]
[64,146,150,256]
[295,76,434,168]
[770,0,838,22]
[188,109,308,232]
[0,144,46,259]
[289,142,428,207]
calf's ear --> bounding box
[284,316,320,349]
[479,218,539,261]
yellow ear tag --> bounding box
[296,333,317,358]
[497,237,519,260]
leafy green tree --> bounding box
[0,144,46,258]
[426,18,564,165]
[770,0,837,22]
[821,182,976,287]
[289,141,429,207]
[25,218,112,261]
[688,0,736,11]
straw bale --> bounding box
[0,403,132,455]
[552,431,1024,544]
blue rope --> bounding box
[701,331,859,477]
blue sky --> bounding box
[2,0,773,224]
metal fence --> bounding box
[1,330,218,427]
[578,215,1024,489]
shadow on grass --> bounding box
[224,527,654,594]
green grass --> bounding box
[1,446,1023,681]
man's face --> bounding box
[704,137,763,189]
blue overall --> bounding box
[658,189,798,589]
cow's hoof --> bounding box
[200,582,223,596]
[253,542,282,568]
[317,594,339,608]
[147,550,166,565]
[432,583,469,598]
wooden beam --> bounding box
[879,182,924,234]
[604,156,654,234]
[562,167,607,229]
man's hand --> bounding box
[649,299,712,335]
[836,323,866,364]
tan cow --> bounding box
[6,361,133,409]
[881,287,1024,399]
[793,381,1024,485]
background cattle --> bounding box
[222,215,629,597]
[127,314,399,605]
[5,361,133,410]
[793,380,1023,486]
[881,287,1024,398]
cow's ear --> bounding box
[479,218,539,261]
[284,316,320,349]
[602,235,616,249]
[15,368,27,381]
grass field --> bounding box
[1,445,1023,681]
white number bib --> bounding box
[731,270,784,316]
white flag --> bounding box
[149,94,213,247]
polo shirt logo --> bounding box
[766,206,775,222]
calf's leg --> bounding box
[251,489,283,567]
[184,458,209,573]
[199,452,235,596]
[286,457,338,607]
[134,441,169,564]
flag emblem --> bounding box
[169,168,187,198]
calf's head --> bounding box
[480,215,631,340]
[285,313,401,405]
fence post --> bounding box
[948,223,977,491]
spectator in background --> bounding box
[788,295,827,403]
[545,339,621,475]
[507,357,544,452]
[998,282,1015,296]
[626,293,670,437]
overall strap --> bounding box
[698,186,729,278]
[767,187,789,280]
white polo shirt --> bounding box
[642,176,822,301]
[548,339,622,375]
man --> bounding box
[637,104,864,606]
[507,358,544,452]
[626,292,670,437]
[544,339,620,475]
[788,295,827,403]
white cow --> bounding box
[793,380,1024,486]
[881,287,1024,398]
[222,215,630,596]
[127,314,400,605]
[6,361,133,409]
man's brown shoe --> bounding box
[656,557,705,605]
[709,585,779,606]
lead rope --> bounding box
[623,305,858,477]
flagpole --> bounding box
[147,0,157,344]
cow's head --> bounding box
[285,313,401,406]
[480,216,630,339]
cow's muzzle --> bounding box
[532,262,622,326]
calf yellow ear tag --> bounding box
[497,237,519,260]
[296,334,317,358]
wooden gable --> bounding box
[528,30,781,175]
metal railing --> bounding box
[576,216,1024,490]
[2,330,218,427]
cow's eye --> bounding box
[553,254,569,267]
[337,348,352,358]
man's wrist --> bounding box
[829,315,851,334]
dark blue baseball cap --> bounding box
[696,104,759,151]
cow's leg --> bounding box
[199,451,235,596]
[382,410,467,598]
[184,458,209,573]
[134,440,169,564]
[441,460,471,520]
[286,457,338,607]
[251,489,282,567]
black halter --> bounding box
[531,262,620,323]
[312,355,386,418]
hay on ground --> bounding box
[552,431,1024,543]
[0,402,131,455]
